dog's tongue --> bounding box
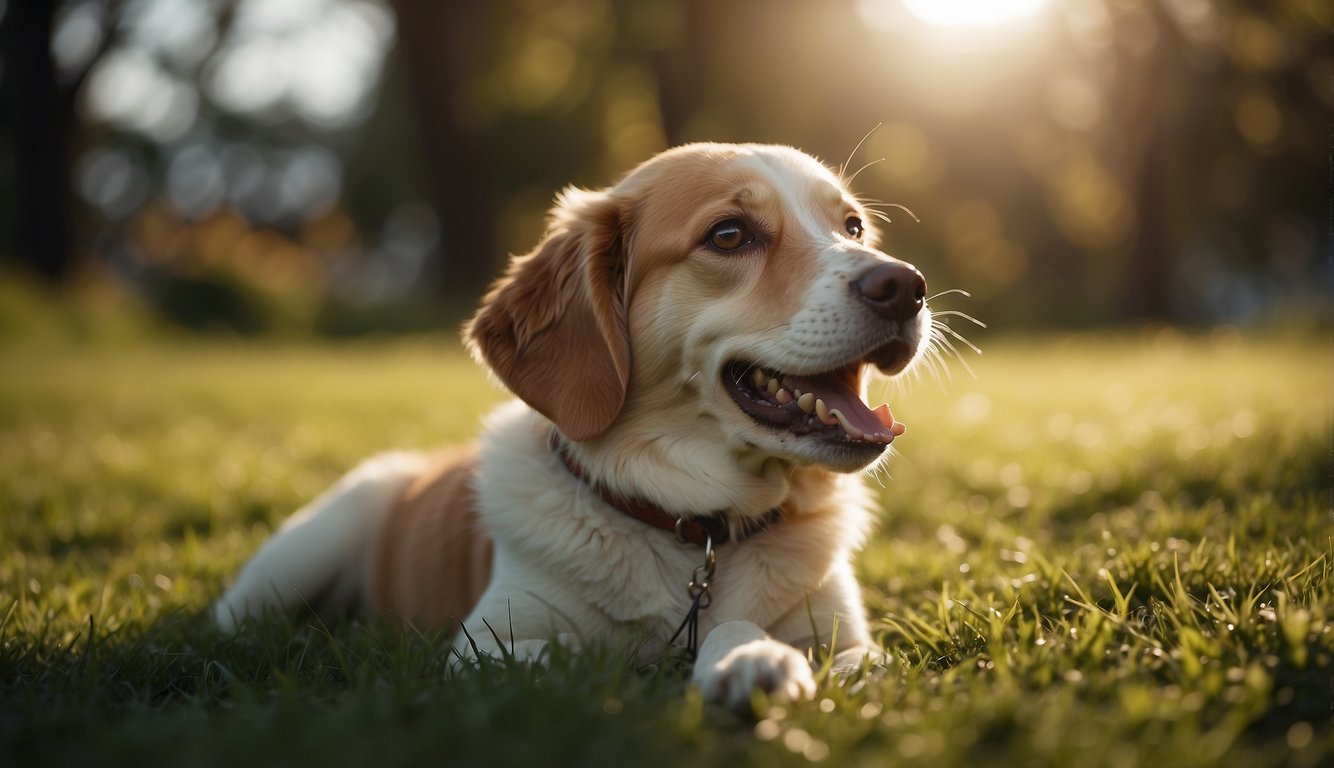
[781,371,905,441]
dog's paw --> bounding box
[693,639,817,711]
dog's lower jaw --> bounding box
[734,422,891,475]
[803,440,892,474]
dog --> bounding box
[213,143,930,709]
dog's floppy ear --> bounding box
[466,187,629,442]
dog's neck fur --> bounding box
[576,436,795,520]
[479,397,872,554]
[555,402,860,529]
[549,431,783,545]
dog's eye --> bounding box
[845,217,864,239]
[706,219,754,252]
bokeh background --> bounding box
[1,0,1331,334]
[1,7,1331,764]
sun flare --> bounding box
[901,0,1050,27]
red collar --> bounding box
[548,432,782,546]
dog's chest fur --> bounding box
[369,400,872,638]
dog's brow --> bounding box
[732,184,775,208]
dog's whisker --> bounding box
[932,321,983,356]
[931,329,966,376]
[897,346,927,389]
[908,360,926,389]
[858,200,920,223]
[941,341,973,381]
[675,369,705,396]
[864,209,896,226]
[926,288,972,302]
[928,323,962,359]
[840,123,882,181]
[731,363,756,387]
[845,157,887,188]
[865,460,890,489]
[917,340,948,387]
[930,343,956,384]
[931,309,987,329]
[930,327,978,381]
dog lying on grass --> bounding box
[215,143,931,709]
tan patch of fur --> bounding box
[369,446,493,627]
[466,190,629,441]
[618,147,834,339]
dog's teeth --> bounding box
[797,392,815,413]
[792,388,802,398]
[774,388,793,404]
[829,408,863,439]
[815,398,835,424]
[766,378,780,395]
[751,368,766,388]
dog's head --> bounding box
[468,143,930,478]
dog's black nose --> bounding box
[853,262,927,322]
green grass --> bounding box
[1,316,1330,767]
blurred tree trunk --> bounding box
[648,0,710,146]
[1118,4,1188,323]
[386,0,498,302]
[2,2,75,281]
[1124,117,1174,322]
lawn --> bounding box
[0,308,1329,767]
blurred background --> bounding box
[1,0,1330,335]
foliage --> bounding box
[6,0,1329,328]
[0,316,1329,766]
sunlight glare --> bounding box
[902,0,1050,27]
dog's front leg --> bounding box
[691,620,817,710]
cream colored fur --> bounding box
[213,143,931,710]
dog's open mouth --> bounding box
[722,360,906,445]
